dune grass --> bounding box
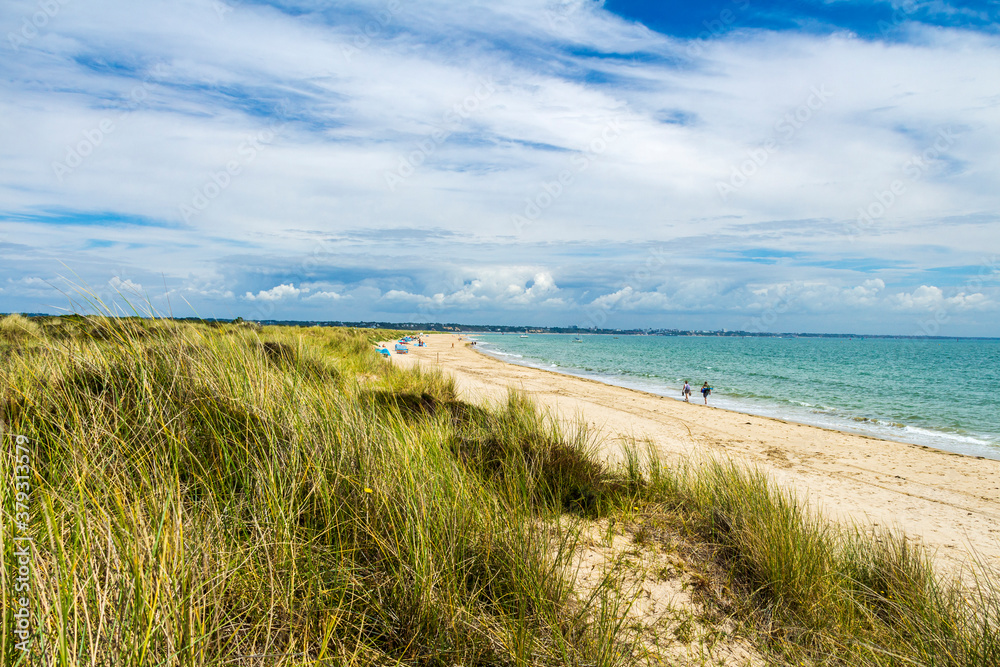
[1,314,997,666]
[635,449,1000,665]
[1,316,637,666]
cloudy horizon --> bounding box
[2,0,999,336]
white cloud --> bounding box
[109,276,143,293]
[199,288,235,299]
[304,290,346,301]
[504,271,560,304]
[581,277,990,321]
[380,268,563,311]
[841,279,885,306]
[243,283,301,301]
[10,277,49,287]
[890,285,995,312]
[590,286,668,311]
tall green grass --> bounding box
[2,314,997,666]
[1,316,631,666]
[640,451,1000,665]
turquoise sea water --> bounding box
[471,334,1000,460]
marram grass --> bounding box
[1,314,997,666]
[637,449,1000,665]
[1,316,631,666]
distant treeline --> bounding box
[4,313,992,339]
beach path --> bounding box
[392,334,1000,575]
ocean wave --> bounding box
[902,426,991,446]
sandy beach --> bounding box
[390,333,1000,574]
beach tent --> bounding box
[377,347,391,357]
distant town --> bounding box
[228,319,989,340]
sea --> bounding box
[468,334,1000,461]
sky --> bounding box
[1,0,999,335]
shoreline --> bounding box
[468,342,981,460]
[392,333,1000,574]
[469,339,999,462]
[468,333,1000,461]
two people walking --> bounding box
[682,381,712,404]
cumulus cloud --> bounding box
[582,278,984,323]
[890,285,994,312]
[842,279,885,306]
[589,286,671,312]
[109,276,143,293]
[505,271,560,304]
[243,284,302,301]
[380,268,564,312]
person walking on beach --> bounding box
[701,382,711,405]
[682,381,692,402]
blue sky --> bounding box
[1,0,998,335]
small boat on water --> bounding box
[571,337,583,343]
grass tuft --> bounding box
[448,392,632,517]
[641,455,1000,665]
[0,313,43,342]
